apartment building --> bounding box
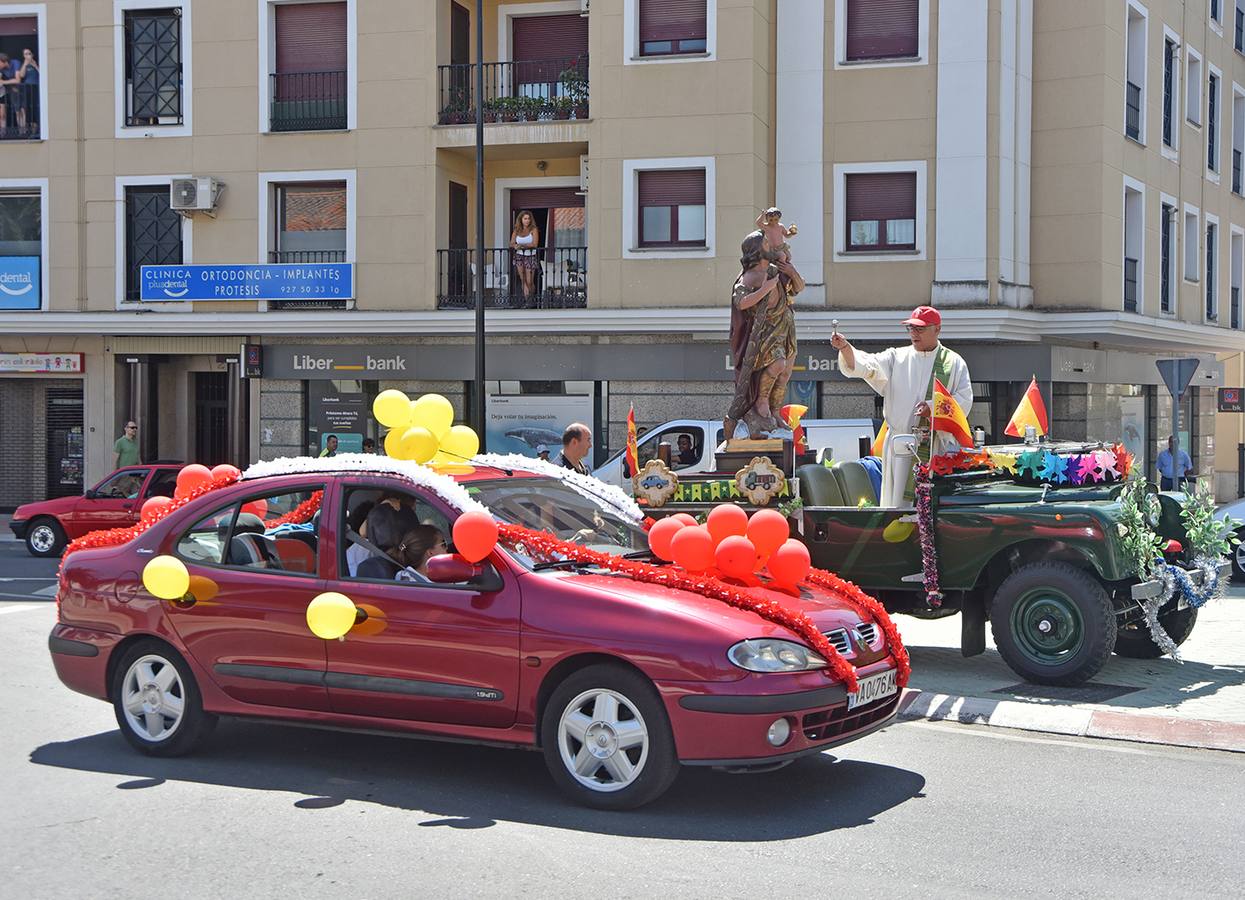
[1,0,1243,508]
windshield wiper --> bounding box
[532,559,595,571]
[623,549,655,560]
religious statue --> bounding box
[755,207,798,266]
[724,229,806,440]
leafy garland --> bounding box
[497,522,913,694]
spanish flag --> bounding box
[625,403,639,477]
[932,378,974,449]
[779,403,808,454]
[871,422,888,458]
[1004,377,1049,438]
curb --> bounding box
[897,688,1245,754]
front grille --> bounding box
[802,693,899,742]
[822,621,883,659]
[825,628,851,656]
[856,622,879,648]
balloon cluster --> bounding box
[373,390,480,464]
[647,505,810,588]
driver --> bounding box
[393,526,448,583]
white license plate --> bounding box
[847,668,898,710]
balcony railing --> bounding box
[437,247,587,309]
[270,71,347,132]
[0,83,40,140]
[1235,148,1242,194]
[269,249,347,264]
[1124,256,1139,312]
[1233,286,1241,330]
[1125,81,1141,141]
[437,56,589,125]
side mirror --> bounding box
[84,489,99,500]
[425,553,504,592]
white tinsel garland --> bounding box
[243,454,488,514]
[470,453,644,523]
[1137,555,1228,661]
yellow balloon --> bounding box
[400,425,439,464]
[142,555,190,600]
[410,393,454,441]
[306,592,358,640]
[373,389,413,429]
[440,425,480,460]
[384,427,406,458]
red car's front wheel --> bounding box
[25,517,65,558]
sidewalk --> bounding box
[894,586,1245,753]
[0,514,14,541]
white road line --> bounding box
[0,604,46,616]
[903,719,1225,761]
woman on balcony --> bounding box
[510,210,540,302]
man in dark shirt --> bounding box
[556,423,592,475]
[676,434,698,467]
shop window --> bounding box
[0,189,43,310]
[124,185,183,301]
[637,169,707,248]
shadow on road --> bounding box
[31,720,925,840]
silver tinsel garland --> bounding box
[1138,555,1227,661]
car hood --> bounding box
[540,570,876,640]
[13,495,79,519]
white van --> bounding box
[592,417,881,489]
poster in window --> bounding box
[485,394,594,458]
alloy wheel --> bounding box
[556,688,650,793]
[120,654,186,743]
[1235,539,1245,574]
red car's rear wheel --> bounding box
[111,640,216,757]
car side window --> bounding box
[145,469,178,499]
[176,505,236,565]
[176,487,324,575]
[638,428,705,470]
[341,487,456,585]
[97,470,147,499]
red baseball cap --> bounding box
[903,305,941,327]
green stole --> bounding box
[903,345,954,503]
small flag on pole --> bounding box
[625,403,639,477]
[1004,377,1050,438]
[932,379,974,449]
[779,403,808,455]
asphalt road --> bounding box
[2,557,1243,898]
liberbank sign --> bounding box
[140,264,354,301]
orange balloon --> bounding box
[768,538,810,587]
[210,464,241,481]
[670,525,715,573]
[242,498,269,519]
[671,513,699,527]
[176,464,212,495]
[747,509,790,557]
[453,510,498,563]
[706,504,748,545]
[140,496,172,522]
[186,574,219,603]
[715,534,758,580]
[647,517,686,561]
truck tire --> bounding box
[990,561,1115,686]
[1114,607,1198,659]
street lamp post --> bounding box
[473,0,487,449]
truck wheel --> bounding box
[26,517,66,557]
[990,561,1115,686]
[1232,531,1245,581]
[1114,607,1198,659]
[540,663,680,810]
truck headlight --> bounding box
[728,639,827,673]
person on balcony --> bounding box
[16,49,38,134]
[510,210,540,302]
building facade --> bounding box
[2,0,1243,508]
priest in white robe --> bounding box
[831,306,973,507]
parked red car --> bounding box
[11,464,183,557]
[48,460,902,809]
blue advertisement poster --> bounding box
[0,256,41,310]
[485,394,594,458]
[140,264,354,302]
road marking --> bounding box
[0,604,46,616]
[904,719,1234,761]
[0,577,57,581]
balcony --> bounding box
[268,249,349,309]
[437,247,587,309]
[270,71,347,132]
[437,56,589,125]
[1124,257,1138,312]
[1125,81,1141,141]
[0,84,39,140]
[1233,286,1241,330]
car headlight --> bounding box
[728,639,827,673]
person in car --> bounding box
[345,500,375,577]
[356,503,404,579]
[393,526,449,583]
[676,434,698,467]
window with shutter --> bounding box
[273,182,348,264]
[844,172,917,251]
[123,8,183,126]
[512,14,589,94]
[845,0,919,62]
[637,169,707,247]
[270,2,347,130]
[638,0,707,57]
[125,186,183,301]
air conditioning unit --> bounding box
[170,177,222,216]
[579,155,589,193]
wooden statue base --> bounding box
[717,438,793,473]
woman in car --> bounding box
[393,526,448,583]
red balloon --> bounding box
[671,513,699,527]
[715,534,758,580]
[140,496,172,522]
[747,509,790,556]
[176,464,212,495]
[210,464,241,481]
[706,504,748,545]
[670,525,715,573]
[768,538,811,587]
[242,498,269,519]
[647,517,686,561]
[453,510,499,563]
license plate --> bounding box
[847,668,897,710]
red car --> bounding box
[48,459,902,809]
[11,464,183,557]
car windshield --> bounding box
[465,477,648,566]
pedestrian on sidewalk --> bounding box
[555,423,592,476]
[1157,434,1194,491]
[319,435,338,458]
[113,421,141,469]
